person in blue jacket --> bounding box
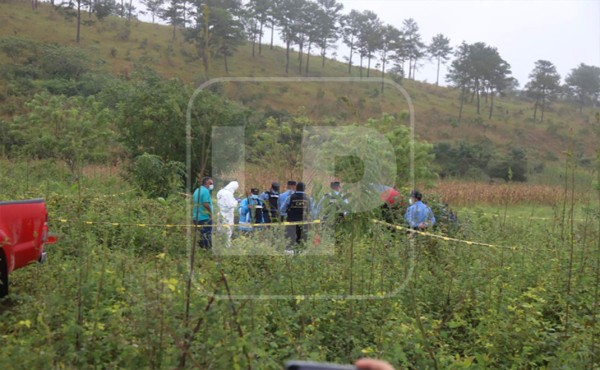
[405,190,436,230]
[278,180,297,221]
[239,188,271,233]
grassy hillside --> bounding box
[1,1,598,169]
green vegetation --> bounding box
[1,157,599,369]
[0,1,598,178]
[1,1,600,368]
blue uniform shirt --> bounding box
[278,189,293,217]
[193,186,213,222]
[405,200,436,229]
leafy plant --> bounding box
[5,92,117,176]
[126,153,185,198]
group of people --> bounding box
[192,176,435,249]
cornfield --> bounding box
[433,180,569,206]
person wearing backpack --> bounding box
[260,182,281,220]
[239,188,271,233]
[282,182,311,246]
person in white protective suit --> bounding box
[216,181,239,246]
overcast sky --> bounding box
[334,0,600,87]
[136,0,599,88]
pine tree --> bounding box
[427,34,452,86]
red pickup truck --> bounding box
[0,199,56,297]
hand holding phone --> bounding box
[285,360,356,370]
[285,359,395,370]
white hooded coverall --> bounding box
[216,181,239,245]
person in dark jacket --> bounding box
[259,182,280,220]
[282,182,311,246]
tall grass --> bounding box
[434,180,569,206]
[1,159,600,368]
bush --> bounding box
[5,93,116,175]
[487,148,528,182]
[116,70,247,184]
[0,36,39,64]
[41,78,78,96]
[38,44,90,79]
[126,153,185,198]
[434,141,494,179]
[115,24,131,41]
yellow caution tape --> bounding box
[53,218,321,228]
[372,219,496,248]
[370,219,551,251]
[51,217,554,252]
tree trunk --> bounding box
[224,53,229,74]
[381,57,386,93]
[270,23,274,49]
[366,56,371,78]
[533,98,538,122]
[347,42,353,74]
[128,0,133,21]
[359,55,363,78]
[541,90,546,123]
[412,59,417,80]
[258,22,263,55]
[408,57,413,80]
[476,86,481,115]
[321,46,326,68]
[76,0,81,43]
[172,23,176,41]
[285,40,290,74]
[435,56,440,86]
[305,42,311,75]
[489,90,495,119]
[458,86,466,122]
[252,32,256,57]
[201,5,210,79]
[298,39,304,75]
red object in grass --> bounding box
[0,199,57,297]
[381,188,401,205]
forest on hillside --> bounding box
[36,0,600,116]
[1,0,599,186]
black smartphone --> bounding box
[285,360,357,370]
